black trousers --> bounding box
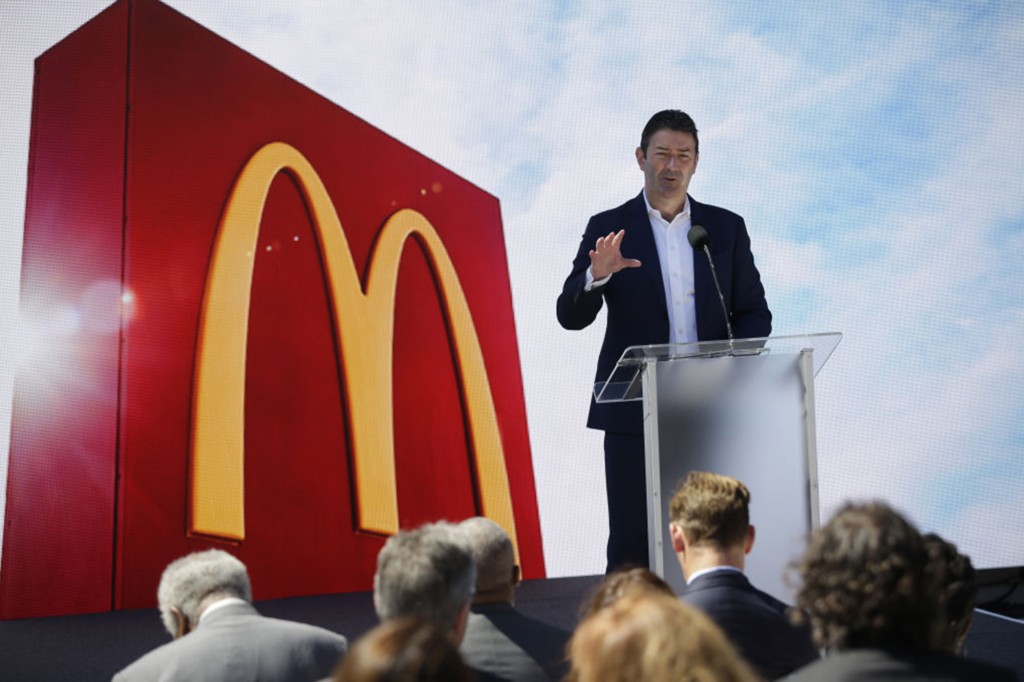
[603,431,649,572]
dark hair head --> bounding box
[794,501,941,651]
[640,110,699,155]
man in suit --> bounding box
[670,471,818,679]
[557,109,772,571]
[373,521,476,644]
[457,517,569,681]
[112,549,346,682]
[788,502,1018,681]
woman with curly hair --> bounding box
[788,501,1016,681]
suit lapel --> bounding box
[624,192,667,320]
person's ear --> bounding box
[744,525,755,555]
[635,146,646,169]
[511,564,522,587]
[171,607,189,639]
[669,522,687,553]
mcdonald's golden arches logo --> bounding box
[190,142,519,554]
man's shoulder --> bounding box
[254,614,348,645]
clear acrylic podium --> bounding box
[595,332,841,603]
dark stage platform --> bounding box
[1,575,1021,681]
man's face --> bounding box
[636,129,698,203]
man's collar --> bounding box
[686,565,743,585]
[642,189,690,220]
[198,596,248,623]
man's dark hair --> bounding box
[794,501,941,652]
[640,109,699,156]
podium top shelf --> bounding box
[618,332,841,375]
[595,332,842,404]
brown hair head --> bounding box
[332,616,475,682]
[794,501,941,651]
[669,471,750,549]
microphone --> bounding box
[687,224,733,343]
[686,224,709,251]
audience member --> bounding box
[566,592,759,682]
[373,521,475,644]
[579,566,674,618]
[924,532,977,655]
[332,616,475,682]
[669,471,818,679]
[789,501,1017,681]
[112,549,347,682]
[456,517,569,681]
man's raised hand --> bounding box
[589,229,642,280]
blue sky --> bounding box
[2,0,1023,574]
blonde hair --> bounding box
[567,593,759,682]
[669,471,750,548]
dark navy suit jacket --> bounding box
[557,192,771,434]
[681,570,818,680]
[459,602,569,682]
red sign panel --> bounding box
[1,0,543,619]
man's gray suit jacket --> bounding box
[111,601,347,682]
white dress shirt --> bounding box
[586,190,698,344]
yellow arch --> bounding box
[190,141,518,554]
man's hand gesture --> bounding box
[589,229,642,280]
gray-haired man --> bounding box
[457,517,569,681]
[373,521,476,643]
[112,549,346,681]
